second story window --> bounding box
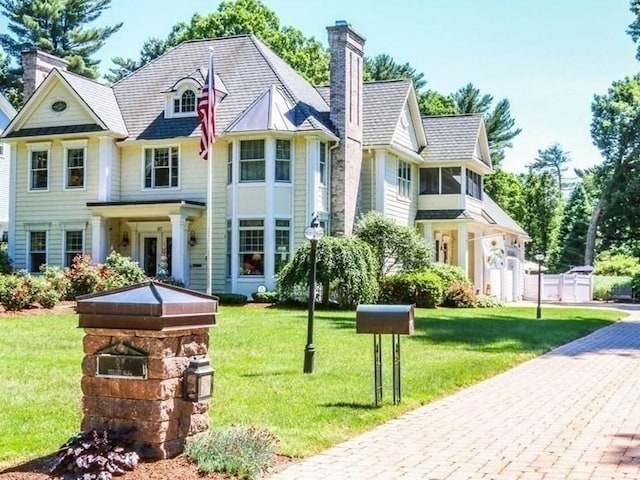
[240,140,265,182]
[466,169,482,200]
[275,139,291,182]
[419,167,462,195]
[144,146,179,189]
[319,142,327,185]
[29,149,49,191]
[397,160,411,198]
[227,142,233,185]
[66,148,85,189]
[419,168,439,194]
[174,89,196,114]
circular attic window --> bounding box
[51,100,68,113]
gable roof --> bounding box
[3,68,127,138]
[225,85,296,133]
[113,35,334,141]
[362,80,414,146]
[482,194,529,237]
[421,114,486,162]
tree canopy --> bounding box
[527,143,572,195]
[107,0,329,85]
[0,0,122,105]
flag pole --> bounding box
[206,47,214,295]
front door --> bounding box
[143,236,158,277]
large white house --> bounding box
[1,22,529,301]
[0,93,17,239]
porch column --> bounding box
[90,216,107,263]
[423,222,433,261]
[169,214,187,285]
[457,224,468,274]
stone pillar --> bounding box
[327,21,365,236]
[80,327,210,459]
[77,281,217,460]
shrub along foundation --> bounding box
[77,281,218,459]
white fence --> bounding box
[523,274,593,303]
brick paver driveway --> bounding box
[270,307,640,479]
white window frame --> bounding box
[63,229,85,268]
[142,145,181,190]
[275,139,291,183]
[28,230,47,273]
[397,160,411,199]
[239,139,266,183]
[238,219,265,276]
[166,79,200,119]
[319,141,327,186]
[274,218,291,273]
[27,142,51,192]
[63,139,88,190]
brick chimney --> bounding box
[21,50,69,101]
[327,21,365,237]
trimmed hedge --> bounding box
[379,271,444,308]
[213,293,248,305]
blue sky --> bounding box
[5,1,639,173]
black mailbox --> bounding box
[356,304,415,335]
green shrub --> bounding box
[594,252,640,277]
[40,264,71,300]
[154,276,185,287]
[379,270,444,308]
[442,282,477,308]
[0,274,38,311]
[214,293,248,305]
[0,243,12,274]
[476,294,504,308]
[594,275,632,301]
[185,426,278,480]
[251,290,279,303]
[104,251,147,284]
[428,262,471,291]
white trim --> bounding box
[61,227,85,268]
[141,144,181,191]
[375,150,386,212]
[27,142,51,192]
[62,139,88,191]
[8,143,17,260]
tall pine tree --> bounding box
[0,0,122,106]
[555,182,592,271]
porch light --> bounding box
[183,356,214,401]
[189,230,197,247]
[121,231,129,247]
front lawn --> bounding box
[0,305,623,467]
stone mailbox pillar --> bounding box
[76,281,218,459]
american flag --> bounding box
[198,53,216,161]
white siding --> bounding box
[418,194,464,210]
[383,153,413,226]
[0,143,9,231]
[22,83,95,128]
[391,105,420,152]
[360,151,374,212]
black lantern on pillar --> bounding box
[183,357,214,401]
[303,212,324,374]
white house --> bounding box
[1,21,529,301]
[0,93,17,240]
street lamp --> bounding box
[303,212,324,374]
[534,252,545,319]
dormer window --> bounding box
[174,89,196,114]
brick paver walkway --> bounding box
[270,308,640,479]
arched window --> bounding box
[174,89,196,114]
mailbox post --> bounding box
[356,304,414,406]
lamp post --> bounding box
[534,252,545,319]
[303,213,324,374]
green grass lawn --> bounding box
[0,305,624,467]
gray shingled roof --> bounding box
[113,35,333,140]
[4,123,102,138]
[415,209,470,220]
[57,69,127,136]
[482,194,529,236]
[362,79,412,146]
[421,114,483,161]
